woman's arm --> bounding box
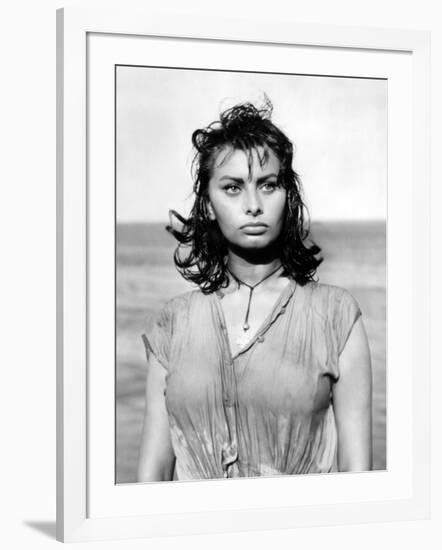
[137,355,176,482]
[332,317,373,472]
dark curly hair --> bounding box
[166,96,322,293]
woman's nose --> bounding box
[243,188,263,216]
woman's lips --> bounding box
[241,223,268,234]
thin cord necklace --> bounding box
[226,264,283,332]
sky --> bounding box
[116,66,387,223]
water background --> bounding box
[116,221,386,483]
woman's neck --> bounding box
[226,249,282,287]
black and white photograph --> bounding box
[2,0,434,545]
[115,66,387,483]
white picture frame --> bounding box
[56,7,431,543]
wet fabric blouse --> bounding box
[141,279,361,480]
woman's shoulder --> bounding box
[300,281,361,319]
[160,287,210,316]
[303,281,356,300]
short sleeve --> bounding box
[141,303,172,371]
[333,288,362,355]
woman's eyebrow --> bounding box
[218,173,279,183]
[218,176,245,183]
[257,173,279,182]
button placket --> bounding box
[213,299,239,476]
[213,280,297,477]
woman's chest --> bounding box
[234,339,332,413]
[166,314,334,416]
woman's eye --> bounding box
[223,184,241,194]
[261,182,279,192]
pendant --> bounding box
[227,264,282,337]
[235,331,250,348]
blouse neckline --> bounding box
[212,277,298,360]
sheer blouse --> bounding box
[141,279,361,480]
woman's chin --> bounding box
[238,238,270,250]
[229,237,281,255]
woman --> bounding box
[138,98,372,482]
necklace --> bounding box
[226,264,283,332]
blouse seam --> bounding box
[337,308,362,356]
[141,332,168,371]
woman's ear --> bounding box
[206,200,216,221]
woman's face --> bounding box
[207,146,286,251]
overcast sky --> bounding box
[116,66,387,223]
